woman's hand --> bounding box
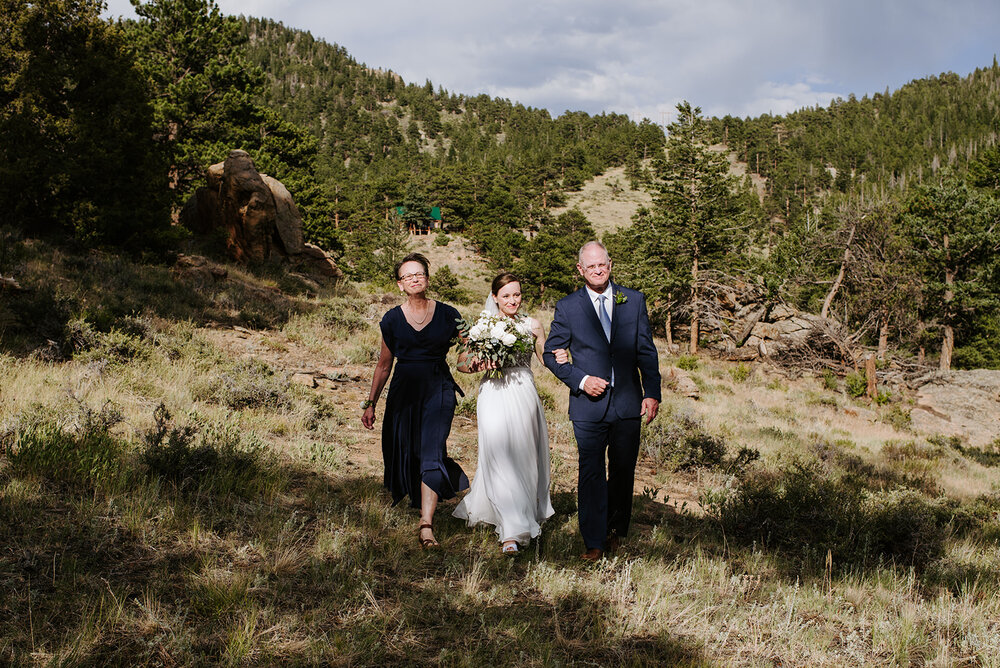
[553,348,570,364]
[361,404,376,430]
[469,357,497,372]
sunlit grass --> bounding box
[3,244,1000,665]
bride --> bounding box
[454,272,555,554]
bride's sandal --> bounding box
[501,540,519,555]
[419,523,440,549]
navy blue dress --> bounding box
[380,302,469,508]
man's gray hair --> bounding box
[577,240,609,264]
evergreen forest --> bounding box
[3,0,999,369]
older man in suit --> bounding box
[544,241,661,561]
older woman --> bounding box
[361,253,468,548]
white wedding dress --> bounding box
[453,318,554,545]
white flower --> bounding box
[500,332,517,346]
[515,319,531,335]
[469,324,486,340]
[490,321,508,340]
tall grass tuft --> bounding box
[141,404,280,498]
[711,458,951,571]
[6,424,127,489]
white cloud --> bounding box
[102,0,1000,119]
[735,80,848,118]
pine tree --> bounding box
[902,174,1000,370]
[651,102,751,353]
[1,0,170,247]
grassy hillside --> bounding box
[2,238,999,665]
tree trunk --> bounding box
[940,325,954,371]
[877,315,889,359]
[940,234,954,371]
[665,311,673,347]
[689,256,699,354]
[820,224,856,319]
[866,355,878,401]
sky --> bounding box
[103,0,1000,124]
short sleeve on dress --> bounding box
[379,309,398,355]
[440,303,460,340]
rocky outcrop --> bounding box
[180,150,341,279]
[705,283,853,371]
[261,174,305,256]
[665,367,700,399]
[910,370,1000,447]
[220,150,276,263]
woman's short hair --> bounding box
[394,252,430,281]
[491,272,520,295]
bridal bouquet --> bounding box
[455,311,533,377]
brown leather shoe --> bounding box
[580,548,603,562]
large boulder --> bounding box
[910,370,1000,447]
[221,150,276,263]
[180,150,341,280]
[261,174,305,255]
[179,186,222,235]
[293,242,341,278]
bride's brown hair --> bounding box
[491,272,520,295]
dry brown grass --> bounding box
[2,242,1000,665]
[549,165,654,235]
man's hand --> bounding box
[553,348,570,364]
[582,375,609,397]
[640,398,659,424]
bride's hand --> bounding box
[553,348,570,364]
[470,358,496,372]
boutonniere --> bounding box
[614,292,627,305]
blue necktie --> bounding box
[598,294,611,341]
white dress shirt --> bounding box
[579,285,614,390]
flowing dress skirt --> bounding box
[382,359,468,508]
[453,366,554,544]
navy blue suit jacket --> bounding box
[543,283,661,422]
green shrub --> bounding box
[881,405,912,432]
[927,434,966,450]
[456,395,477,418]
[845,371,867,398]
[729,362,752,383]
[536,386,557,411]
[947,440,1000,468]
[765,378,787,391]
[431,265,469,303]
[141,404,274,497]
[197,359,292,411]
[821,368,838,391]
[304,394,343,430]
[434,232,450,246]
[642,413,728,471]
[317,300,367,333]
[676,354,699,371]
[874,386,892,405]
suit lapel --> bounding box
[609,283,620,342]
[578,288,606,342]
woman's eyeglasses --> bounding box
[399,271,427,281]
